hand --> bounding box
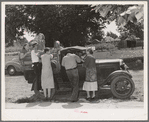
[81,59,84,62]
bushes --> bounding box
[95,42,117,55]
[123,57,143,70]
[95,43,107,51]
[5,46,22,53]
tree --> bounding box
[91,4,144,39]
[6,5,105,47]
[6,4,144,47]
[107,32,118,39]
[5,5,28,45]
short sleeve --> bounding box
[74,54,81,63]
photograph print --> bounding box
[2,1,147,121]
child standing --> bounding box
[41,48,55,99]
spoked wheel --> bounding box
[111,76,135,99]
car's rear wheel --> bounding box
[111,76,135,99]
[8,66,16,76]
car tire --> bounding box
[111,76,135,99]
[8,66,16,76]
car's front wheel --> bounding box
[111,76,135,99]
[7,66,16,76]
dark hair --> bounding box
[44,47,50,53]
[66,50,71,55]
[88,49,93,54]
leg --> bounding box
[43,89,47,97]
[48,88,51,98]
[53,75,59,90]
[50,88,56,99]
[37,63,42,91]
[69,69,79,101]
[32,64,39,94]
[34,80,39,94]
[92,91,95,98]
[87,91,90,98]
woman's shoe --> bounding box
[90,97,96,101]
[85,97,91,101]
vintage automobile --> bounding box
[22,46,135,99]
[5,57,23,76]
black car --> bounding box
[23,46,135,99]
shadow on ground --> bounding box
[14,87,142,106]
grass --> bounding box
[5,47,143,71]
[93,47,143,59]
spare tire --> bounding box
[51,60,60,74]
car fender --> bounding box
[5,61,23,72]
[104,70,132,85]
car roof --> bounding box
[60,46,87,52]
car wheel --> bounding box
[8,66,16,76]
[111,76,135,99]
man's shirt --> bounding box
[62,53,81,70]
[31,50,39,63]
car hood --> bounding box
[96,59,123,65]
[6,58,20,63]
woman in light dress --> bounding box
[41,47,55,99]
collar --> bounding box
[66,53,71,56]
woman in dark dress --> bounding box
[83,49,98,101]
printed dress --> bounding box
[83,55,98,91]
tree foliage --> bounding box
[6,5,105,47]
[5,4,144,47]
[91,4,144,40]
[107,32,118,39]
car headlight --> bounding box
[119,59,124,66]
[120,62,129,70]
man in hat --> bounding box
[30,41,43,96]
[62,50,83,102]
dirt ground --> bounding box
[5,70,144,107]
[4,47,144,109]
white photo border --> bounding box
[1,1,148,121]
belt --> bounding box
[32,62,39,64]
[66,67,77,71]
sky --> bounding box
[23,31,36,42]
[103,20,120,37]
[23,20,120,42]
